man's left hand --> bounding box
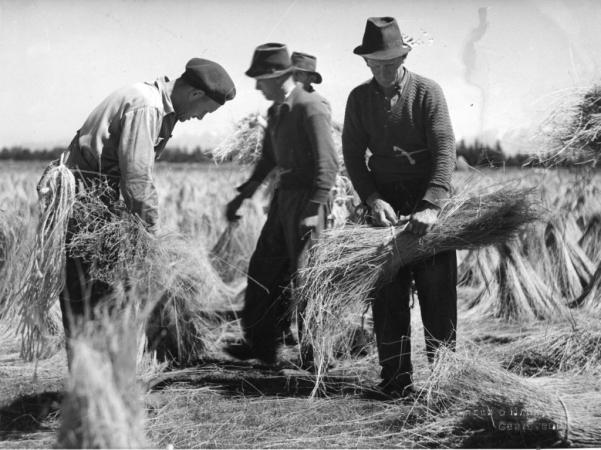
[406,207,439,236]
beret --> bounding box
[181,58,236,105]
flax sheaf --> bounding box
[297,185,541,396]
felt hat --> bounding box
[291,51,322,84]
[353,17,412,60]
[245,43,294,79]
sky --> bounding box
[1,0,601,154]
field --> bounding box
[1,161,601,448]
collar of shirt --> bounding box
[277,84,302,113]
[370,66,407,98]
[153,76,175,116]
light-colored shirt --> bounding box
[66,76,177,229]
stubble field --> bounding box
[1,161,601,448]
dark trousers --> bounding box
[372,250,457,380]
[59,251,113,339]
[242,189,327,356]
[372,179,457,381]
[58,175,118,339]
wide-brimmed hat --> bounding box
[291,51,322,84]
[353,17,412,60]
[245,43,294,79]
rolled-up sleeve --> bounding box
[304,100,338,204]
[118,107,161,229]
[342,90,377,203]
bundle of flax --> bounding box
[210,198,266,282]
[212,113,344,165]
[502,317,601,376]
[465,241,568,322]
[66,190,237,365]
[211,113,267,164]
[57,306,146,448]
[579,214,601,261]
[298,186,541,391]
[572,261,601,311]
[143,233,238,364]
[420,346,601,447]
[525,217,594,301]
[17,158,75,361]
[0,210,22,320]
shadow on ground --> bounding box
[0,391,62,438]
[151,358,366,398]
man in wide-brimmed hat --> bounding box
[57,58,236,349]
[291,51,323,93]
[343,17,457,398]
[225,43,338,366]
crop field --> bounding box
[1,161,601,448]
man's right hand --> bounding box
[226,194,245,222]
[367,194,398,227]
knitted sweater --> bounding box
[342,69,455,208]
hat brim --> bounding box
[245,66,294,79]
[353,44,411,60]
[293,68,322,84]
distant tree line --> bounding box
[0,141,586,167]
[0,146,213,163]
[456,139,534,168]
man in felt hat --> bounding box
[58,58,236,343]
[343,17,457,398]
[225,43,338,366]
[291,51,323,93]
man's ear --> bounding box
[189,89,206,100]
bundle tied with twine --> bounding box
[17,157,74,361]
[297,185,541,395]
[419,346,601,447]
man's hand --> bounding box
[367,194,398,227]
[406,207,439,236]
[226,194,245,222]
[299,201,321,238]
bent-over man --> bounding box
[59,58,236,342]
[343,17,457,398]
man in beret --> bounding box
[225,43,338,367]
[58,58,236,345]
[343,17,456,398]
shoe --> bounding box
[365,375,415,400]
[223,341,277,365]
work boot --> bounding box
[365,373,415,400]
[223,340,277,365]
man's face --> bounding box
[177,93,221,122]
[255,77,283,101]
[365,56,405,88]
